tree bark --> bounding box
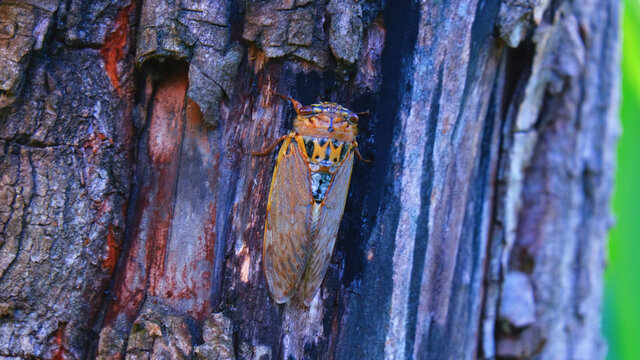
[0,0,618,359]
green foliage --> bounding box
[604,1,640,359]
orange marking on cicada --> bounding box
[329,141,343,164]
[311,139,330,162]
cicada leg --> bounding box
[354,143,371,163]
[252,134,290,156]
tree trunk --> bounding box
[0,0,618,359]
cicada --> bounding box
[254,95,368,306]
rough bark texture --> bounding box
[0,0,618,359]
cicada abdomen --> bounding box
[255,95,367,306]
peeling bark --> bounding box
[0,0,618,359]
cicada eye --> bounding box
[299,106,313,116]
[348,113,359,124]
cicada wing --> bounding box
[263,137,313,303]
[300,150,355,305]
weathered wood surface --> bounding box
[0,0,618,359]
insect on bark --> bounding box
[253,94,369,306]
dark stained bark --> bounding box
[0,0,618,359]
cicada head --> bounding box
[284,98,359,142]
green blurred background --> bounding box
[604,0,640,359]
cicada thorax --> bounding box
[295,136,353,203]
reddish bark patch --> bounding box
[186,203,218,319]
[146,108,217,319]
[147,72,189,163]
[49,324,70,360]
[145,202,173,294]
[204,203,217,264]
[185,99,211,152]
[103,225,120,274]
[104,68,188,325]
[95,198,112,218]
[100,2,134,94]
[82,133,114,168]
[186,99,203,125]
[104,234,144,323]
